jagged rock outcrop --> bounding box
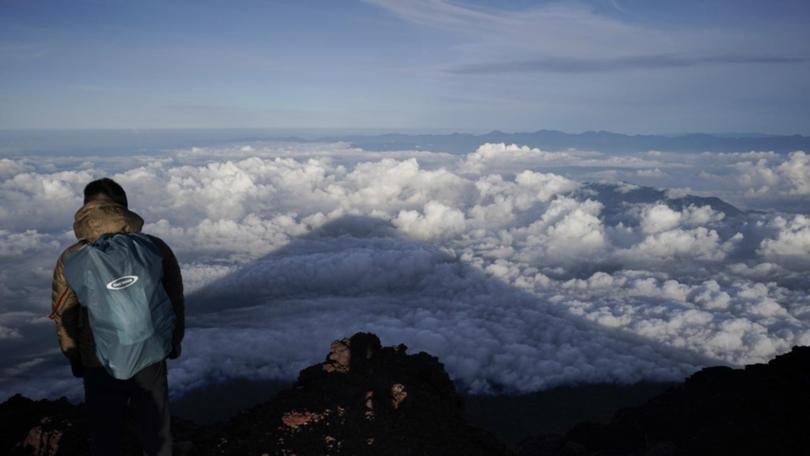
[198,332,512,455]
[0,333,510,455]
[518,346,810,456]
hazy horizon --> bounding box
[2,127,808,136]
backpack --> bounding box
[63,233,176,380]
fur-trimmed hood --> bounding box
[72,196,144,242]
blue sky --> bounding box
[1,0,809,133]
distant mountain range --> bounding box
[3,129,808,156]
[307,130,810,154]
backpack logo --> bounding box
[106,275,139,290]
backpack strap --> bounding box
[49,240,89,319]
[48,288,72,320]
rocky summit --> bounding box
[196,332,511,455]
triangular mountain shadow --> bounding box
[186,214,723,393]
[191,215,456,312]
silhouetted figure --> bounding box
[50,178,185,456]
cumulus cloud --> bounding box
[145,213,309,262]
[625,227,737,262]
[640,204,683,234]
[0,170,90,231]
[1,140,809,400]
[734,151,810,197]
[0,158,34,180]
[0,229,61,257]
[517,197,607,261]
[461,143,574,173]
[394,201,467,240]
[778,151,810,195]
[758,215,810,269]
[639,203,725,234]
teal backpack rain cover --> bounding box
[63,233,175,380]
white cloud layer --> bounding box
[1,141,809,399]
[758,215,810,269]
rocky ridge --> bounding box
[2,337,810,455]
[518,346,810,455]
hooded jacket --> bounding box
[51,196,185,368]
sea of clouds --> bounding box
[1,140,809,399]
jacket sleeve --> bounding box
[149,235,185,356]
[50,246,82,361]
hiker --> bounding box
[50,178,185,456]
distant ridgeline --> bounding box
[3,129,808,157]
[312,130,810,154]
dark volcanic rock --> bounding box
[11,338,807,456]
[519,346,810,456]
[0,394,197,456]
[0,394,88,456]
[1,333,511,455]
[200,332,512,455]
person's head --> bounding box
[83,178,128,207]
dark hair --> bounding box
[84,178,128,207]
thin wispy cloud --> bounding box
[449,54,807,75]
[367,0,804,64]
[358,0,810,132]
[1,0,808,132]
[366,0,647,51]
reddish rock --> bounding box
[199,332,512,455]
